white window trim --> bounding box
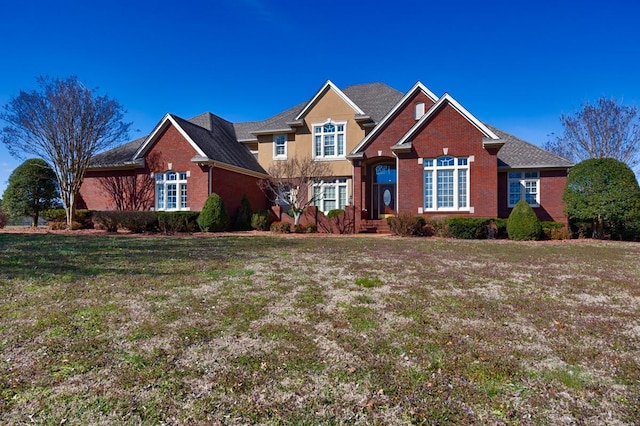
[508,171,540,208]
[273,134,287,160]
[423,156,470,212]
[312,178,348,214]
[312,120,347,160]
[155,170,190,211]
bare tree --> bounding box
[0,76,130,226]
[544,97,640,169]
[98,173,154,211]
[97,153,159,211]
[259,156,331,225]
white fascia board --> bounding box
[294,80,365,121]
[350,81,439,155]
[396,93,500,146]
[133,114,207,160]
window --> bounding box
[312,178,348,213]
[155,171,188,211]
[313,121,346,159]
[273,134,287,159]
[423,156,469,211]
[508,171,539,207]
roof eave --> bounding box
[190,156,269,179]
[483,139,506,149]
[251,127,295,136]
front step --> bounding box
[359,219,390,234]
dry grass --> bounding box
[0,232,639,425]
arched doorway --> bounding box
[371,162,396,219]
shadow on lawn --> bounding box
[0,233,291,282]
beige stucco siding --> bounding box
[257,87,366,178]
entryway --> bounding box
[371,162,396,219]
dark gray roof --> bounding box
[248,102,306,135]
[342,82,404,123]
[90,113,266,175]
[90,136,146,167]
[246,83,403,134]
[488,125,573,169]
[171,113,266,175]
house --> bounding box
[79,113,269,220]
[79,80,572,230]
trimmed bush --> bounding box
[270,221,291,233]
[197,193,229,232]
[234,195,253,231]
[93,211,158,233]
[0,207,7,229]
[446,217,489,239]
[425,217,450,238]
[42,208,94,229]
[93,211,119,232]
[507,200,542,241]
[158,211,200,234]
[251,210,274,231]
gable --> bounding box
[351,83,439,157]
[295,80,364,121]
[133,114,206,161]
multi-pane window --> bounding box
[508,171,539,207]
[313,178,348,213]
[155,171,188,211]
[423,156,469,211]
[274,134,287,158]
[313,122,346,158]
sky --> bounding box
[1,0,639,196]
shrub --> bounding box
[387,212,423,237]
[541,221,569,240]
[425,216,450,237]
[327,209,344,219]
[251,210,274,231]
[507,200,542,241]
[0,207,7,229]
[93,211,119,232]
[158,211,200,234]
[43,208,94,229]
[42,208,66,223]
[446,217,490,239]
[234,195,253,231]
[197,193,229,232]
[293,223,317,234]
[270,221,291,233]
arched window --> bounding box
[313,120,346,158]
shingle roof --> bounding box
[90,136,146,167]
[342,82,404,123]
[488,125,573,169]
[170,113,266,175]
[89,113,266,175]
[247,83,403,134]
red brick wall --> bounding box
[397,103,499,218]
[210,166,268,221]
[498,169,568,223]
[79,169,152,210]
[79,123,268,218]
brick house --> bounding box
[79,112,269,221]
[80,80,572,230]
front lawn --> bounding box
[0,233,638,424]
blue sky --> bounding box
[1,0,639,196]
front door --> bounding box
[371,162,397,219]
[377,183,395,218]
